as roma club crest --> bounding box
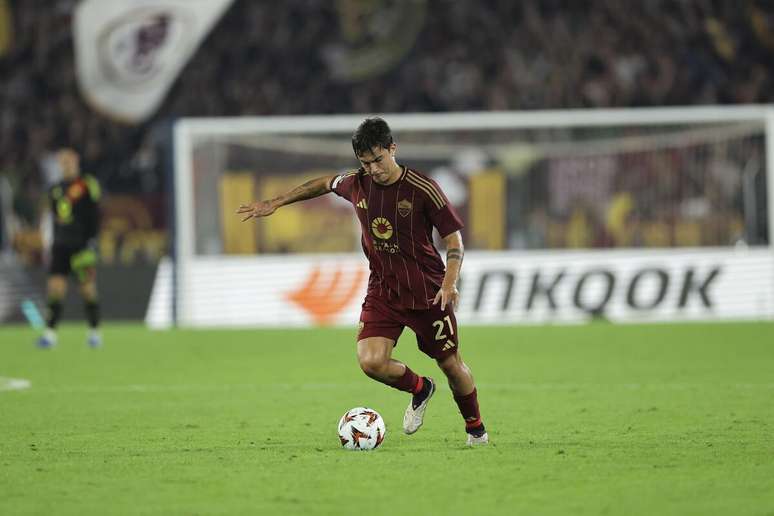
[371,217,393,239]
[398,199,412,217]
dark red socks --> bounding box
[454,388,484,432]
[389,365,422,394]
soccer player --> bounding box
[237,118,488,445]
[37,148,102,349]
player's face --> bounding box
[357,144,399,185]
[57,149,80,180]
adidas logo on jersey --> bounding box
[441,340,456,351]
[357,199,368,209]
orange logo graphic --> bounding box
[67,181,85,201]
[360,410,379,426]
[285,265,367,325]
[371,217,393,239]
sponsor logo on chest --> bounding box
[67,182,85,201]
[370,216,400,253]
[371,217,393,240]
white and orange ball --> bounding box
[337,407,386,451]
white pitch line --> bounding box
[16,381,774,394]
[0,377,32,392]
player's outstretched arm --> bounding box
[433,230,464,311]
[236,175,336,222]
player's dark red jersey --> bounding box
[330,166,463,309]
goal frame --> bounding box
[172,105,774,326]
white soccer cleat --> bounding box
[403,377,435,435]
[466,432,489,446]
[87,329,102,348]
[36,328,57,349]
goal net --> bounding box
[154,107,774,327]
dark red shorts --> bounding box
[357,294,459,360]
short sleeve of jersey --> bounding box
[418,174,464,238]
[329,171,359,202]
[430,203,464,238]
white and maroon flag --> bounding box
[73,0,233,124]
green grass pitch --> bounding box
[1,322,773,515]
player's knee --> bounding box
[438,354,470,379]
[437,352,460,373]
[80,282,97,300]
[358,354,388,379]
[48,277,67,298]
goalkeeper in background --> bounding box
[37,148,102,349]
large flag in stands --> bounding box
[73,0,233,124]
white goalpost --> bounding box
[146,105,774,328]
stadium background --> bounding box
[1,1,774,515]
[2,0,774,322]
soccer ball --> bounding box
[337,407,386,451]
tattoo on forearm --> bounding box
[278,178,328,205]
[447,249,464,262]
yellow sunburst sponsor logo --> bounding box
[371,217,393,240]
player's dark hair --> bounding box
[352,117,393,156]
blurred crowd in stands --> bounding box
[510,134,763,250]
[1,0,773,260]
